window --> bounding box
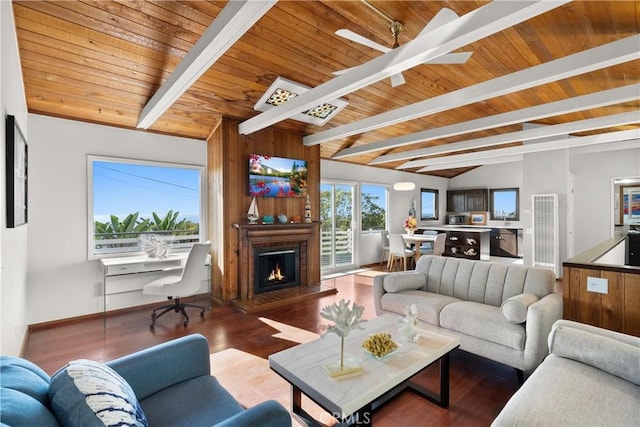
[361,183,388,232]
[490,188,519,220]
[420,188,439,220]
[88,156,205,259]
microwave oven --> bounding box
[448,215,467,225]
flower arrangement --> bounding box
[404,215,417,231]
[320,299,366,373]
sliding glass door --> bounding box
[320,182,355,270]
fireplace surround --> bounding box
[234,223,319,302]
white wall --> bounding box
[442,140,640,270]
[1,1,29,356]
[570,143,640,253]
[26,115,206,324]
[321,159,449,267]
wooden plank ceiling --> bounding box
[12,0,640,178]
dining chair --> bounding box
[379,230,390,266]
[420,233,447,256]
[387,233,415,271]
[419,229,438,252]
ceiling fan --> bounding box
[334,3,472,87]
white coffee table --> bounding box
[268,314,460,426]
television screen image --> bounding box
[249,154,308,198]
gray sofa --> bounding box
[373,255,562,374]
[0,334,291,427]
[493,319,640,426]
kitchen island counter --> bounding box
[420,227,490,261]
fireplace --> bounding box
[234,223,330,308]
[254,246,300,294]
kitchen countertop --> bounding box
[420,226,491,233]
[421,224,524,231]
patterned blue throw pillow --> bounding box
[48,359,147,426]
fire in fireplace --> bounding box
[254,246,300,294]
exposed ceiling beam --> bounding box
[413,129,640,172]
[137,0,276,129]
[239,1,568,135]
[312,34,640,147]
[419,140,640,172]
[341,84,638,163]
[391,111,639,168]
[417,154,524,172]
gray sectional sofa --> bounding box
[373,255,562,374]
[492,319,640,426]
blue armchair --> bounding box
[1,334,291,427]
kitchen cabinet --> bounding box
[490,228,520,258]
[447,189,488,212]
[442,229,490,260]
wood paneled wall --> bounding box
[563,266,640,337]
[207,117,321,302]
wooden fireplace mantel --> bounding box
[233,222,320,301]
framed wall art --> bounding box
[470,211,487,225]
[6,115,28,228]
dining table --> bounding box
[402,233,438,266]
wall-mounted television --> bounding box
[249,154,308,198]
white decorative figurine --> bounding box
[397,304,419,342]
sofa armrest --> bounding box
[373,274,389,316]
[373,271,427,315]
[107,334,211,400]
[522,293,563,372]
[548,319,640,386]
[214,400,291,427]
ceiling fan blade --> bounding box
[425,52,473,64]
[335,29,391,53]
[390,73,406,87]
[418,8,460,37]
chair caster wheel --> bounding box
[149,323,155,329]
[183,321,189,327]
[200,310,205,317]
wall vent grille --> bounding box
[532,193,560,277]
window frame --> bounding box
[489,187,520,221]
[420,188,439,221]
[87,155,206,260]
[360,182,389,233]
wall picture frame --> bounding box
[470,211,487,225]
[6,115,28,228]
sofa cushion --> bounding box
[440,301,526,350]
[0,356,51,406]
[381,290,461,326]
[49,359,147,427]
[0,387,60,427]
[140,375,245,427]
[382,272,426,293]
[500,293,539,324]
[549,321,640,386]
[491,355,640,426]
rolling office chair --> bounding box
[143,241,211,328]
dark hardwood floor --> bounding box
[23,272,519,426]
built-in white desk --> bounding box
[100,253,210,329]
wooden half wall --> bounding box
[563,265,640,337]
[206,117,321,302]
